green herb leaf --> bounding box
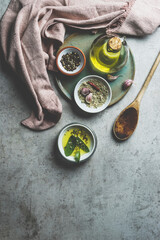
[64,135,76,156]
[75,137,89,153]
[75,151,80,162]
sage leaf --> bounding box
[64,135,76,156]
[75,137,89,153]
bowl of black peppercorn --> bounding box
[56,46,86,76]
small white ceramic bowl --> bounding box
[74,75,112,113]
[57,123,97,163]
[56,46,86,76]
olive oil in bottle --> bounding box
[90,36,123,74]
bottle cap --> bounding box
[108,37,122,52]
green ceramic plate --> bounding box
[54,32,135,106]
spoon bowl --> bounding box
[113,101,139,141]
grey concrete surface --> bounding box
[1,1,160,240]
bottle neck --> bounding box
[107,42,121,53]
[107,37,122,53]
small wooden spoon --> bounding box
[113,51,160,141]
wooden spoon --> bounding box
[113,51,160,141]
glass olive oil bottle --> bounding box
[90,36,124,74]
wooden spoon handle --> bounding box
[136,51,160,103]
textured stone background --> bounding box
[0,1,160,240]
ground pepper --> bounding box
[114,108,138,138]
[78,79,108,108]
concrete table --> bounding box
[0,1,160,239]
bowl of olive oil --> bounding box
[57,123,97,163]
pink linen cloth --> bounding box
[0,0,160,130]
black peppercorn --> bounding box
[60,52,81,71]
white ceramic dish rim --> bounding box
[57,123,97,162]
[56,46,86,75]
[74,75,112,113]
